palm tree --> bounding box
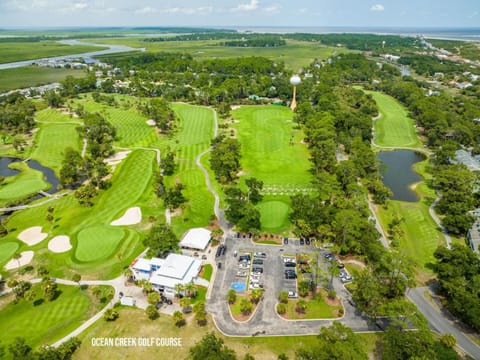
[180,297,191,310]
[250,289,264,304]
[227,289,237,304]
[174,283,185,298]
[296,299,307,314]
[173,310,185,327]
[184,282,197,298]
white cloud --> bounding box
[468,11,478,18]
[370,4,385,12]
[135,6,214,16]
[233,0,259,12]
[135,6,157,14]
[264,5,280,14]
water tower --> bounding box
[290,75,301,111]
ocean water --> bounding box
[228,26,480,41]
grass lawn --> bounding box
[375,160,444,279]
[190,286,207,305]
[0,41,106,64]
[0,242,19,266]
[282,290,342,320]
[35,108,82,124]
[364,90,421,149]
[74,308,379,359]
[30,123,82,174]
[75,225,125,262]
[0,162,49,205]
[232,106,312,232]
[199,264,213,281]
[167,104,215,237]
[89,38,353,71]
[0,284,111,349]
[0,67,86,93]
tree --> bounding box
[41,278,58,301]
[74,184,98,207]
[295,299,307,314]
[37,265,49,277]
[227,289,237,304]
[173,310,185,327]
[240,297,253,315]
[146,305,159,320]
[195,309,207,326]
[12,280,31,300]
[161,148,176,175]
[163,183,187,210]
[8,338,32,360]
[245,177,264,204]
[440,334,456,349]
[103,308,119,321]
[382,322,436,360]
[71,273,81,284]
[278,290,288,304]
[210,136,242,184]
[24,289,36,303]
[296,322,368,360]
[147,291,161,305]
[180,297,191,310]
[298,281,310,297]
[188,332,236,360]
[43,89,64,108]
[143,224,179,257]
[277,303,287,314]
[184,282,197,298]
[59,148,83,186]
[174,283,185,298]
[327,262,340,290]
[250,289,264,304]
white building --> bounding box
[179,228,212,251]
[130,254,201,298]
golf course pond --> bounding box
[377,150,425,202]
[0,157,59,195]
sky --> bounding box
[0,0,479,28]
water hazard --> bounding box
[377,150,425,202]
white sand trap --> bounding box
[17,226,48,246]
[231,105,241,110]
[48,235,72,253]
[104,151,131,166]
[146,119,156,126]
[5,251,34,270]
[111,207,142,226]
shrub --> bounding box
[277,303,287,314]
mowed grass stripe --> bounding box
[35,108,81,124]
[0,285,93,348]
[0,242,19,265]
[31,123,81,173]
[75,225,125,262]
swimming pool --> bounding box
[231,282,246,292]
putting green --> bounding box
[258,200,290,230]
[0,242,19,265]
[75,225,125,262]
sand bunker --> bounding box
[17,226,48,246]
[111,207,142,226]
[48,235,72,253]
[104,151,131,166]
[231,105,241,110]
[146,119,156,126]
[4,251,34,270]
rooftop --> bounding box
[180,228,212,250]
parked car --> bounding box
[284,269,296,275]
[201,255,207,260]
[253,259,263,265]
[305,239,311,245]
[288,291,298,298]
[217,262,222,269]
[337,262,345,269]
[193,252,199,257]
[299,239,305,245]
[239,263,249,269]
[283,237,288,245]
[233,251,238,257]
[252,267,263,273]
[239,254,251,261]
[254,252,267,258]
[284,262,296,267]
[236,271,247,277]
[285,273,297,279]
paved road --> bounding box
[407,287,480,359]
[367,197,390,249]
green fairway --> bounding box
[0,242,19,266]
[35,108,81,124]
[258,200,290,231]
[0,284,110,349]
[232,106,313,232]
[30,123,81,173]
[0,67,86,93]
[168,104,215,237]
[90,38,354,71]
[75,225,125,262]
[364,90,421,149]
[0,162,49,205]
[0,41,106,64]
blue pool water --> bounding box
[231,282,246,291]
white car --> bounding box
[288,291,298,298]
[236,271,247,277]
[239,263,249,269]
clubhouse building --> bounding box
[179,228,212,251]
[130,253,202,298]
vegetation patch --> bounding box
[75,225,125,262]
[280,290,342,320]
[0,242,19,266]
[0,162,49,205]
[257,200,290,231]
[199,264,213,281]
